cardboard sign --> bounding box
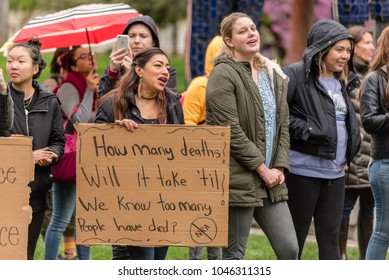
[75,124,230,247]
[0,136,33,260]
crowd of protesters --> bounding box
[1,11,388,260]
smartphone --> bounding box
[116,35,129,53]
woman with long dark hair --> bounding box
[360,26,389,260]
[95,47,184,260]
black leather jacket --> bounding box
[360,66,389,159]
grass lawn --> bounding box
[33,231,366,260]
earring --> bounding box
[139,77,143,84]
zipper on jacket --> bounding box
[24,108,30,136]
[24,109,49,136]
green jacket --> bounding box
[206,51,290,207]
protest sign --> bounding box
[0,136,33,260]
[75,124,230,247]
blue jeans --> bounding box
[366,159,389,260]
[44,182,90,260]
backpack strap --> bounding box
[63,105,79,133]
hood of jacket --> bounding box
[214,46,289,87]
[303,19,354,81]
[204,35,224,76]
[122,15,160,47]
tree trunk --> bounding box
[172,22,178,56]
[0,0,10,46]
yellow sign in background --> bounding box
[75,124,230,247]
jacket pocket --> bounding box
[306,116,330,145]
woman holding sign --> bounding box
[205,12,298,259]
[95,47,184,260]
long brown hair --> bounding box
[100,47,169,122]
[370,26,389,108]
[348,26,373,101]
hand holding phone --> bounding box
[110,35,131,73]
[116,35,129,53]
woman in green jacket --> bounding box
[206,12,298,260]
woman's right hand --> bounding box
[109,42,132,73]
[86,69,100,92]
[115,119,138,132]
[256,163,281,188]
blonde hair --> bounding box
[370,26,389,108]
[220,12,264,69]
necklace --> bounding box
[24,96,33,108]
[138,90,158,100]
[137,84,158,100]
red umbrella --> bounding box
[2,3,141,52]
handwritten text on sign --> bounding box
[75,124,230,247]
[0,136,33,260]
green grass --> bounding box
[33,232,365,260]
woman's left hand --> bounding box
[33,147,58,166]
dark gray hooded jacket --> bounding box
[283,19,361,163]
[98,15,177,97]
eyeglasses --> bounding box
[75,52,96,62]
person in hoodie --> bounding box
[98,15,177,97]
[183,35,224,260]
[183,35,224,126]
[5,38,65,259]
[0,68,13,137]
[283,19,361,260]
[206,12,299,260]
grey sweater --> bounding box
[0,92,13,136]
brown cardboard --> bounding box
[0,136,33,260]
[75,123,230,247]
